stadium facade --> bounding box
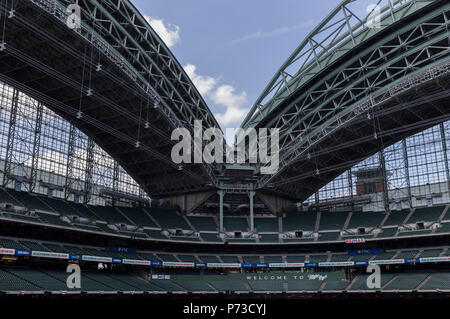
[0,0,449,297]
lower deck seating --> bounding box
[383,272,430,290]
[349,273,396,290]
[421,273,450,290]
[1,265,450,293]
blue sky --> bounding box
[129,0,362,133]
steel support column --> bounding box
[112,159,120,205]
[249,191,255,232]
[440,123,450,194]
[64,124,76,199]
[29,102,43,192]
[402,138,413,208]
[83,137,95,204]
[2,88,18,187]
[218,190,224,232]
[379,149,390,212]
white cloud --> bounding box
[144,15,180,48]
[142,13,249,130]
[184,64,249,129]
[183,64,217,96]
[232,20,315,44]
[211,85,249,127]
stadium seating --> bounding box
[89,206,130,224]
[329,254,350,262]
[0,268,39,291]
[408,206,445,223]
[242,256,261,264]
[421,273,450,290]
[208,280,248,292]
[395,250,420,259]
[384,272,430,290]
[377,227,398,238]
[283,212,317,231]
[286,255,306,263]
[0,188,23,206]
[36,212,69,227]
[287,280,322,291]
[372,251,397,260]
[254,218,279,232]
[223,217,248,232]
[263,256,283,263]
[116,207,158,228]
[156,254,178,262]
[308,255,328,263]
[347,211,385,229]
[349,273,396,290]
[147,208,190,230]
[318,232,340,241]
[9,191,52,212]
[6,267,67,291]
[199,255,221,263]
[143,229,167,240]
[383,209,409,226]
[318,212,349,230]
[259,234,280,242]
[188,216,217,231]
[150,279,186,292]
[248,281,284,291]
[1,186,448,244]
[437,223,450,233]
[220,256,240,263]
[420,249,443,258]
[199,233,221,242]
[322,280,350,291]
[0,238,28,250]
[19,240,50,252]
[177,279,215,291]
[177,255,198,262]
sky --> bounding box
[129,0,344,131]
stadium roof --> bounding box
[0,0,449,201]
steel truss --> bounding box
[254,2,450,200]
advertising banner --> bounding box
[82,255,113,263]
[0,248,15,255]
[31,251,69,259]
[123,259,151,266]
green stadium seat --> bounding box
[347,211,385,228]
[384,272,430,290]
[223,217,248,232]
[146,208,190,230]
[188,216,217,231]
[318,232,340,241]
[349,273,396,290]
[199,255,221,263]
[319,212,349,230]
[254,218,278,232]
[116,207,158,227]
[378,227,397,237]
[420,273,450,290]
[259,234,280,242]
[283,212,317,231]
[200,233,221,242]
[383,209,409,226]
[408,206,445,223]
[263,256,283,263]
[0,268,40,291]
